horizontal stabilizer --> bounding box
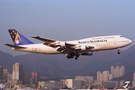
[4,44,26,49]
[31,36,56,42]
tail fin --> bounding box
[8,29,34,45]
[119,81,130,89]
[1,84,6,90]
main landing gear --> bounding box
[117,48,120,54]
[66,53,80,60]
[75,54,80,60]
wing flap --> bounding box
[5,44,26,49]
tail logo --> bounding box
[14,33,22,45]
[9,30,22,45]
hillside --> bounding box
[0,45,135,79]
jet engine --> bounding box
[80,45,86,50]
[66,53,75,59]
[60,42,66,47]
[81,52,93,56]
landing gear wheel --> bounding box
[117,48,120,54]
[118,52,120,54]
[75,57,78,60]
[75,54,79,60]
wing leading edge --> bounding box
[31,36,56,42]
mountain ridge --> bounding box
[0,45,135,79]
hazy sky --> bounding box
[1,0,135,56]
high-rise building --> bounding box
[23,72,30,85]
[111,65,125,78]
[102,71,109,81]
[97,71,101,81]
[120,66,125,77]
[0,66,3,79]
[109,74,113,80]
[132,73,135,88]
[116,66,119,78]
[100,74,103,81]
[111,66,114,75]
[30,72,40,81]
[3,69,7,79]
[97,71,110,82]
[12,63,23,81]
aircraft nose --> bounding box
[125,38,132,45]
[128,39,132,44]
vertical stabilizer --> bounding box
[118,81,130,89]
[8,29,34,45]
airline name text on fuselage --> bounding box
[78,39,107,44]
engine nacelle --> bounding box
[60,42,66,47]
[66,53,75,59]
[80,45,86,50]
[81,52,93,56]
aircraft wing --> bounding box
[4,44,26,49]
[32,36,76,48]
[31,36,56,42]
[31,36,59,47]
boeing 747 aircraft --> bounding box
[5,29,132,60]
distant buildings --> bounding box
[12,63,23,81]
[3,69,12,80]
[97,71,112,82]
[2,62,41,89]
[0,66,3,79]
[97,64,125,81]
[64,79,85,89]
[75,76,94,82]
[38,80,63,88]
[111,65,125,78]
[0,62,130,89]
[132,73,135,88]
[30,72,40,81]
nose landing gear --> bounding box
[117,48,120,54]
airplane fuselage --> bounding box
[12,35,132,55]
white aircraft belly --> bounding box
[12,44,60,54]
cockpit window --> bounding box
[120,36,123,37]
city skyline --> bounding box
[0,62,135,89]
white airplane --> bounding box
[115,81,130,90]
[5,29,132,60]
